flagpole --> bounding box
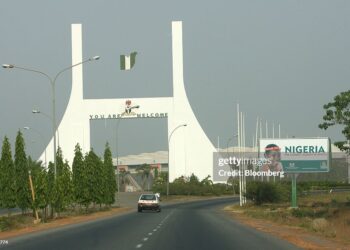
[279,124,281,138]
[237,103,242,206]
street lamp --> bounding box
[23,126,47,168]
[3,56,100,178]
[2,64,14,69]
[226,134,238,194]
[167,124,187,197]
[32,109,49,116]
[32,109,60,146]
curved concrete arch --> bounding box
[39,21,216,181]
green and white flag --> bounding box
[120,52,137,70]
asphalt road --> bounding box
[2,198,300,250]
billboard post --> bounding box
[291,174,298,208]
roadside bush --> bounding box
[312,218,329,233]
[245,181,288,205]
[0,217,12,231]
[152,174,233,196]
[300,181,350,191]
[291,208,315,218]
[0,215,32,232]
[346,197,350,207]
[291,207,329,218]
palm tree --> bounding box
[136,164,151,191]
[200,175,213,186]
[119,170,131,191]
[227,163,237,195]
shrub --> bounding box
[291,207,329,218]
[245,181,286,205]
[291,208,315,218]
[152,174,233,196]
[312,218,329,232]
[346,197,350,207]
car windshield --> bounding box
[140,195,156,200]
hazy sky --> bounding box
[0,0,349,160]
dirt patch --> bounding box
[225,206,350,250]
[0,207,131,240]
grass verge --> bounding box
[224,191,350,247]
[0,207,131,239]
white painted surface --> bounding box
[39,21,216,181]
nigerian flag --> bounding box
[120,52,137,70]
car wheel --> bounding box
[138,208,142,213]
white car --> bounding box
[138,194,161,212]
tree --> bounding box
[72,144,86,206]
[47,161,55,217]
[103,143,116,206]
[85,149,103,207]
[0,136,16,215]
[93,151,104,207]
[120,170,131,188]
[189,173,200,184]
[200,175,213,186]
[57,160,73,211]
[154,172,167,186]
[14,130,31,212]
[51,148,73,215]
[154,167,159,179]
[319,90,350,152]
[28,157,48,218]
[173,175,187,184]
[136,164,151,191]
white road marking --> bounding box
[135,211,175,249]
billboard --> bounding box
[259,138,331,173]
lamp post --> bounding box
[167,124,187,197]
[23,126,47,168]
[32,109,60,146]
[226,134,238,194]
[3,56,100,178]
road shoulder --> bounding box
[0,207,132,240]
[223,205,349,249]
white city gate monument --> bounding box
[39,21,216,181]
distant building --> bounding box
[113,151,168,174]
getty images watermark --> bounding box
[213,152,285,182]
